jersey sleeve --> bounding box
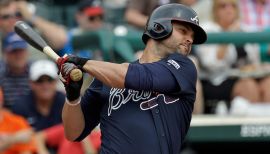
[162,54,197,96]
[75,79,104,141]
[125,53,197,96]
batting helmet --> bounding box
[142,3,207,44]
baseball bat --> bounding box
[14,21,82,82]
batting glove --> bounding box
[66,55,89,70]
[57,55,89,71]
[60,63,83,101]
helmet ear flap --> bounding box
[147,21,172,40]
[142,20,173,44]
[153,23,164,33]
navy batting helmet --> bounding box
[142,3,207,44]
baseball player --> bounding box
[57,3,207,154]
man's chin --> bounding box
[176,49,189,56]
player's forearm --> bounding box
[83,60,129,88]
[31,17,68,50]
[62,99,85,141]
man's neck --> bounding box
[140,40,166,63]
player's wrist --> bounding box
[66,97,81,106]
[66,90,81,102]
[67,56,89,70]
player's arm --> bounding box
[60,75,103,141]
[81,60,179,93]
[62,99,85,141]
[60,55,190,93]
[59,56,129,88]
[83,60,129,88]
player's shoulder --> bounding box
[163,53,196,69]
[158,53,197,81]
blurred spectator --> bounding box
[0,88,36,154]
[51,0,80,6]
[0,0,66,50]
[125,0,173,29]
[239,0,270,63]
[239,0,270,32]
[192,0,212,23]
[189,56,204,114]
[57,0,105,59]
[0,87,3,103]
[125,0,199,30]
[178,0,197,6]
[0,32,31,109]
[230,96,270,116]
[0,0,20,35]
[35,124,101,154]
[195,0,270,113]
[11,60,65,131]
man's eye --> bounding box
[178,28,186,34]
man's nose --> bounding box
[186,35,193,44]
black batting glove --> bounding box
[66,55,89,71]
[60,63,83,102]
[65,77,83,102]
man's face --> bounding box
[160,21,194,56]
[30,75,57,101]
[0,2,21,34]
[4,49,28,70]
[76,11,103,31]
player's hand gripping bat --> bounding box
[14,21,82,82]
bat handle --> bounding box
[70,68,83,81]
[43,46,60,61]
[43,46,83,81]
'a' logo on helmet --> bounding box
[191,16,199,24]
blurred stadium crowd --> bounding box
[1,0,270,153]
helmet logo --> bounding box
[153,23,164,33]
[191,16,199,24]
